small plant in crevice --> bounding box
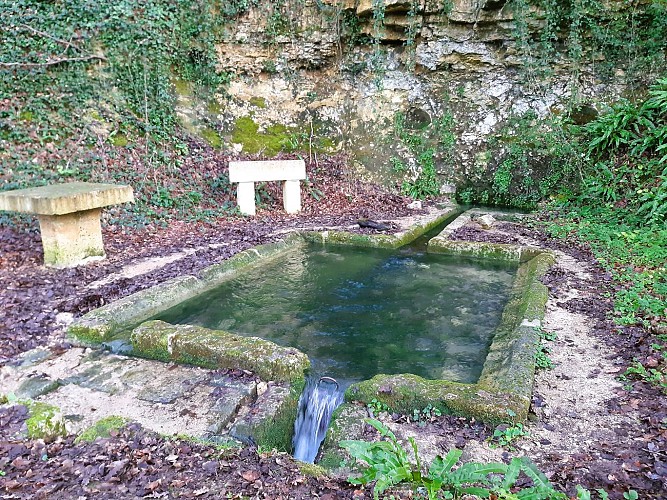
[489,410,528,450]
[620,359,667,393]
[535,345,554,370]
[367,398,391,417]
[412,404,442,424]
[535,327,556,370]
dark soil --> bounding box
[1,182,666,497]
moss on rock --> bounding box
[318,403,367,470]
[297,462,328,478]
[75,415,129,443]
[346,374,522,425]
[26,402,67,441]
[252,379,305,453]
[231,116,288,156]
[131,321,310,383]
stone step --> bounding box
[0,347,292,445]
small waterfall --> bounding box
[293,376,344,463]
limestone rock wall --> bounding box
[194,0,622,188]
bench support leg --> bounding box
[283,180,301,214]
[236,182,256,216]
[37,208,105,268]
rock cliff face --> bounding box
[190,1,618,188]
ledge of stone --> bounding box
[0,182,134,215]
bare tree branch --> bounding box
[0,54,107,69]
[16,23,84,53]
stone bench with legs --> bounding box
[228,160,306,216]
[0,182,134,268]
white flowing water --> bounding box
[293,377,345,463]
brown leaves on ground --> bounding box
[0,406,364,499]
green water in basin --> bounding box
[156,244,518,383]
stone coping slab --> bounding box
[0,182,133,215]
[228,160,306,183]
[300,205,462,249]
[130,321,310,383]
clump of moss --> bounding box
[172,78,193,97]
[19,110,34,122]
[26,402,67,441]
[297,462,328,477]
[75,415,129,443]
[230,115,337,156]
[201,126,222,149]
[249,96,267,108]
[109,132,128,147]
[231,116,290,156]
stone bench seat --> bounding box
[228,160,306,216]
[0,182,134,268]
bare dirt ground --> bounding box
[1,195,666,498]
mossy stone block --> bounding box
[131,321,310,383]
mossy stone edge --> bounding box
[75,415,129,443]
[344,248,555,426]
[301,206,461,249]
[68,233,305,345]
[25,401,68,441]
[131,320,310,383]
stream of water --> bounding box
[292,376,346,463]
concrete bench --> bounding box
[228,160,306,216]
[0,182,134,268]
